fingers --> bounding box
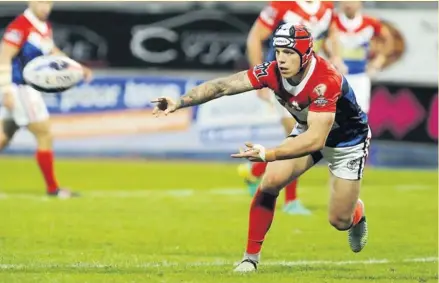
[152,107,172,117]
[231,146,247,158]
[230,152,260,162]
[231,150,250,158]
[164,108,175,116]
[151,97,168,117]
[231,146,255,158]
[151,98,165,104]
[84,70,93,82]
[85,74,93,83]
[230,142,264,162]
[152,107,176,117]
[244,142,254,149]
[82,68,93,83]
[231,153,245,158]
[152,106,159,116]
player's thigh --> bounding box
[322,135,371,220]
[14,85,50,127]
[27,119,51,137]
[328,174,361,222]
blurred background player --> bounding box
[0,1,92,198]
[328,1,392,114]
[239,0,347,215]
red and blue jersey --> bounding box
[247,55,369,147]
[2,9,54,85]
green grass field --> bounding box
[0,157,437,283]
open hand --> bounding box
[231,142,266,162]
[82,66,93,83]
[151,97,179,117]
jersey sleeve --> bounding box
[257,1,285,31]
[308,76,341,113]
[367,16,382,37]
[2,17,28,48]
[331,13,339,27]
[324,2,336,24]
[373,19,383,37]
[246,61,279,90]
[325,1,335,9]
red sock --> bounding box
[352,200,364,226]
[35,150,59,193]
[246,189,277,254]
[285,179,298,203]
[251,162,267,178]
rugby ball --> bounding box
[23,55,84,93]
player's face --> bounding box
[340,1,362,17]
[275,48,301,78]
[29,1,53,21]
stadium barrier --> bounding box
[2,75,437,168]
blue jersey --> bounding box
[2,9,54,85]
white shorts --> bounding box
[290,124,371,180]
[0,84,49,126]
[344,73,371,114]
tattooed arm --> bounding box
[151,70,258,116]
[176,71,255,109]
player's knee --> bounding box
[260,174,287,194]
[328,215,352,231]
[0,132,10,150]
[35,130,53,149]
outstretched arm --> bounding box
[176,71,255,110]
[152,65,270,116]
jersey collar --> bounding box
[282,55,317,95]
[339,12,363,32]
[296,1,321,16]
[24,8,48,34]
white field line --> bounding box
[0,257,436,270]
[0,184,435,200]
[0,188,249,200]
